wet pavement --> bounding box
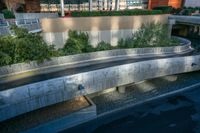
[62,38,200,133]
[63,72,200,133]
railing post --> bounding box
[89,0,93,11]
[115,0,119,11]
[168,19,176,38]
[60,0,65,17]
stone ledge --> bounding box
[0,37,192,79]
[0,54,200,122]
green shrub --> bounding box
[63,30,94,55]
[1,9,15,19]
[95,41,113,51]
[153,6,173,14]
[0,26,55,66]
[71,9,164,17]
[118,23,180,48]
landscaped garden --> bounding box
[0,23,180,67]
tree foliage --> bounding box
[118,23,180,48]
[62,30,93,55]
[0,26,56,66]
[0,24,180,67]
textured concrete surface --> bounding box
[25,96,96,133]
[43,29,136,48]
[41,15,168,47]
[0,54,200,122]
[0,96,96,133]
[0,36,191,78]
[90,71,200,114]
[41,15,168,32]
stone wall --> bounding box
[0,37,192,78]
[0,54,200,122]
[41,15,169,48]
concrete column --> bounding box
[60,0,65,17]
[115,0,119,11]
[117,86,126,93]
[89,0,93,11]
[168,19,176,38]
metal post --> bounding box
[115,0,119,11]
[168,19,175,38]
[60,0,65,17]
[89,0,93,11]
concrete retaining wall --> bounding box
[0,54,200,122]
[0,37,191,78]
[41,15,169,48]
[42,29,137,48]
[24,96,96,133]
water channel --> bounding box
[63,38,200,133]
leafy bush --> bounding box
[153,6,173,14]
[118,23,180,48]
[0,24,181,67]
[71,9,164,17]
[95,41,113,51]
[1,9,15,19]
[62,30,94,55]
[0,26,56,66]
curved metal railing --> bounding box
[15,19,42,33]
[0,19,11,35]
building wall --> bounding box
[148,0,183,9]
[4,0,25,11]
[41,14,169,48]
[25,0,41,12]
[168,0,183,8]
[184,0,200,7]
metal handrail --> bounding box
[0,19,9,27]
[15,19,40,26]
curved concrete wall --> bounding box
[0,54,200,122]
[0,37,192,78]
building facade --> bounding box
[148,0,183,9]
[3,0,185,13]
[184,0,200,8]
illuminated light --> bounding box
[162,76,177,82]
[136,82,156,92]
